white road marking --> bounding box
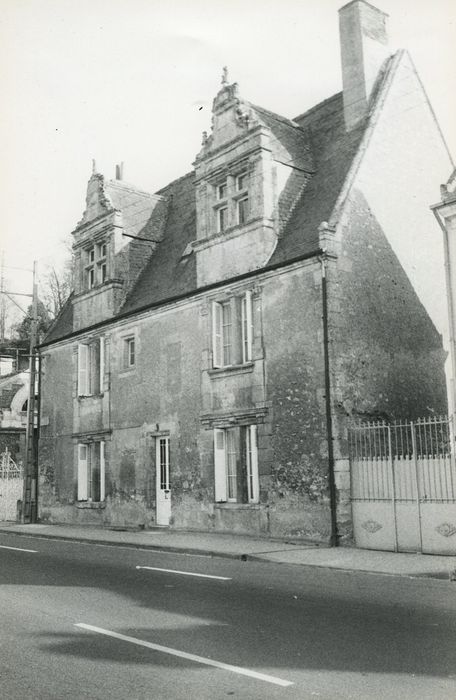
[0,544,37,553]
[135,565,231,580]
[75,623,293,687]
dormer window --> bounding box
[97,242,107,283]
[84,241,108,290]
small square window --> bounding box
[124,337,136,368]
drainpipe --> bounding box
[320,255,339,547]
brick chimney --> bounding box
[339,0,391,131]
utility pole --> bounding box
[21,261,38,523]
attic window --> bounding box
[85,241,108,290]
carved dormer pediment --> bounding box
[193,70,314,287]
[196,71,260,161]
[78,172,115,226]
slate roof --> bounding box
[270,93,366,263]
[104,180,165,241]
[44,66,385,343]
[44,294,75,344]
[120,173,197,314]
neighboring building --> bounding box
[38,1,452,543]
[0,370,29,466]
[432,169,456,416]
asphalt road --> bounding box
[0,531,455,700]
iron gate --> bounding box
[348,417,456,554]
[0,448,23,521]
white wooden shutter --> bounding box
[99,338,105,393]
[99,440,105,501]
[78,344,88,396]
[214,428,227,502]
[248,425,259,503]
[212,302,223,368]
[241,291,253,362]
[77,444,88,500]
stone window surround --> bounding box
[210,163,251,236]
[214,424,259,504]
[118,327,139,375]
[211,288,253,369]
[84,239,108,290]
[77,336,105,397]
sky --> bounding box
[0,0,455,320]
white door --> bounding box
[156,436,171,526]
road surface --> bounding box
[0,531,455,699]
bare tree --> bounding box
[40,253,73,321]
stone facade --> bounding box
[38,1,451,543]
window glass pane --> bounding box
[238,197,249,225]
[218,207,227,232]
[88,442,101,502]
[217,181,227,200]
[226,429,237,500]
[159,438,169,489]
[222,302,232,365]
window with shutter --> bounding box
[213,425,259,504]
[77,338,105,396]
[211,292,253,368]
[77,440,105,502]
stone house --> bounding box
[38,1,452,543]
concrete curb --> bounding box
[1,526,455,580]
[0,528,253,560]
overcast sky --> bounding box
[1,0,455,307]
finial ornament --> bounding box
[221,66,229,85]
[92,158,97,174]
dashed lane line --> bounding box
[75,623,293,687]
[0,544,37,553]
[135,565,231,580]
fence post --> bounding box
[387,423,398,552]
[410,421,423,553]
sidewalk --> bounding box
[1,522,455,580]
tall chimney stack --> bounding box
[339,0,391,131]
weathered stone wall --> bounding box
[38,262,335,541]
[261,262,332,541]
[39,345,75,521]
